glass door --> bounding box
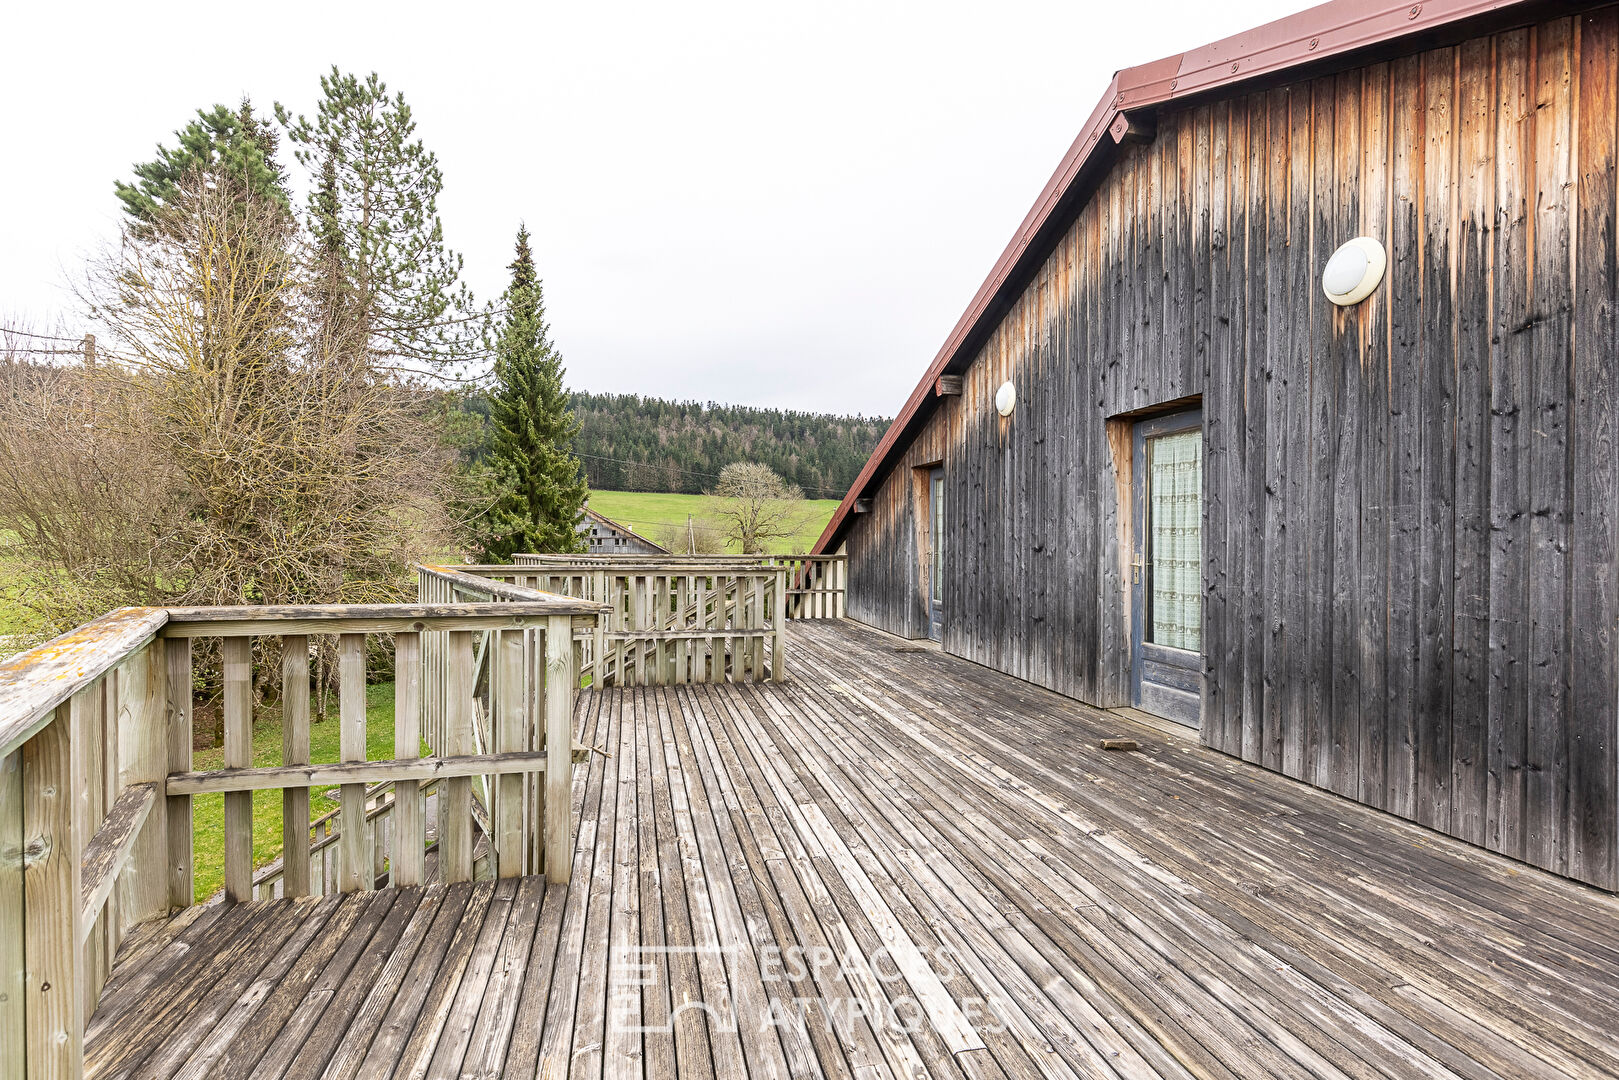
[1129,410,1203,726]
[927,466,944,642]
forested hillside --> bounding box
[567,392,888,497]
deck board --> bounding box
[85,620,1619,1079]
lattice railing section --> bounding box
[0,589,601,1078]
[511,551,847,620]
[427,560,796,687]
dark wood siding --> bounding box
[843,8,1619,889]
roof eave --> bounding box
[813,0,1529,556]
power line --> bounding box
[3,345,87,357]
[0,327,84,343]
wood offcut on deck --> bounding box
[86,620,1619,1079]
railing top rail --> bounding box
[513,552,846,562]
[418,563,609,605]
[0,605,168,759]
[162,599,606,637]
[523,564,788,573]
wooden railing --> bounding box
[0,592,600,1078]
[512,552,848,619]
[435,562,787,687]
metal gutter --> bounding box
[812,0,1529,555]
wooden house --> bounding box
[814,0,1619,890]
[579,504,669,555]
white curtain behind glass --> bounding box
[1148,431,1201,651]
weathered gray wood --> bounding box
[545,615,573,883]
[338,633,370,893]
[832,13,1619,891]
[141,894,339,1080]
[0,608,167,761]
[1570,9,1619,891]
[384,880,500,1077]
[166,751,551,794]
[443,631,475,883]
[244,891,400,1075]
[493,629,525,877]
[160,607,601,639]
[0,747,22,1080]
[316,886,444,1080]
[23,705,82,1078]
[222,637,253,903]
[165,637,194,909]
[69,679,109,1015]
[113,640,169,929]
[348,883,481,1080]
[393,631,425,889]
[76,621,1619,1080]
[421,876,520,1076]
[279,634,311,899]
[279,887,433,1080]
[77,781,154,942]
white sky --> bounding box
[2,0,1311,416]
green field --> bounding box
[188,681,414,902]
[586,490,839,554]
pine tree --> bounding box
[116,99,290,230]
[276,69,481,368]
[480,226,588,559]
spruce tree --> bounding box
[480,226,588,559]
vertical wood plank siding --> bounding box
[843,9,1619,889]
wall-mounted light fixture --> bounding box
[995,381,1016,417]
[1322,237,1387,307]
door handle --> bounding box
[1132,559,1143,585]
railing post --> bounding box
[221,638,253,904]
[166,639,194,909]
[280,636,311,898]
[749,574,765,680]
[773,569,787,682]
[591,571,607,686]
[1,744,23,1074]
[544,615,573,883]
[22,705,83,1078]
[338,634,371,892]
[69,683,107,1013]
[116,643,168,926]
[393,632,424,888]
[443,631,475,883]
[494,629,524,877]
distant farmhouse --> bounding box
[817,0,1619,890]
[579,504,668,555]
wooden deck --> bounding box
[85,620,1619,1079]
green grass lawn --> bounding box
[188,681,418,902]
[0,532,44,647]
[586,490,839,554]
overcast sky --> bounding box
[2,0,1310,417]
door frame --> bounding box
[1129,408,1204,726]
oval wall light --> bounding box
[995,381,1016,417]
[1322,236,1387,307]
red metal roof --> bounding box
[812,0,1528,555]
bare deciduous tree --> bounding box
[652,515,726,555]
[0,175,472,717]
[707,462,807,554]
